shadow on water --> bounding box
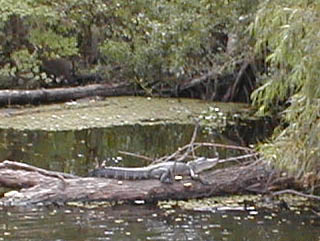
[1,120,319,241]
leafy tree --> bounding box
[0,0,259,88]
[0,0,78,87]
[251,0,320,188]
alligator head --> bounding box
[188,157,219,174]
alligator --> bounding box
[88,157,218,184]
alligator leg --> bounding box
[190,168,210,185]
[159,170,173,183]
[197,175,210,185]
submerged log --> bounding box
[0,160,294,206]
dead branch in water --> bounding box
[272,189,320,201]
[118,151,154,162]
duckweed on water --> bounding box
[67,201,116,209]
[158,194,316,216]
[0,97,248,131]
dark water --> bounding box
[1,122,319,240]
[0,121,271,176]
[0,204,319,241]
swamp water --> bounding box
[0,97,319,240]
[0,203,319,241]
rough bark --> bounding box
[0,160,294,206]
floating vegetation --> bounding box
[114,219,125,224]
[67,201,116,209]
[0,97,245,131]
[199,106,229,133]
[158,194,316,216]
[158,195,259,215]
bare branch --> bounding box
[272,189,320,201]
[118,151,154,162]
[177,122,199,161]
[193,142,254,152]
[0,160,77,179]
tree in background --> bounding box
[0,0,78,87]
[0,0,258,89]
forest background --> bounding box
[0,0,319,193]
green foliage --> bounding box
[30,29,78,57]
[11,49,38,74]
[0,0,33,21]
[100,40,132,65]
[0,0,79,87]
[97,0,259,86]
[0,0,259,88]
[252,0,320,185]
[252,0,320,111]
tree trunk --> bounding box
[0,160,294,206]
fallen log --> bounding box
[0,160,294,206]
[0,83,142,106]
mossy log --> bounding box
[0,160,294,206]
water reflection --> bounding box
[0,204,319,241]
[0,121,272,176]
